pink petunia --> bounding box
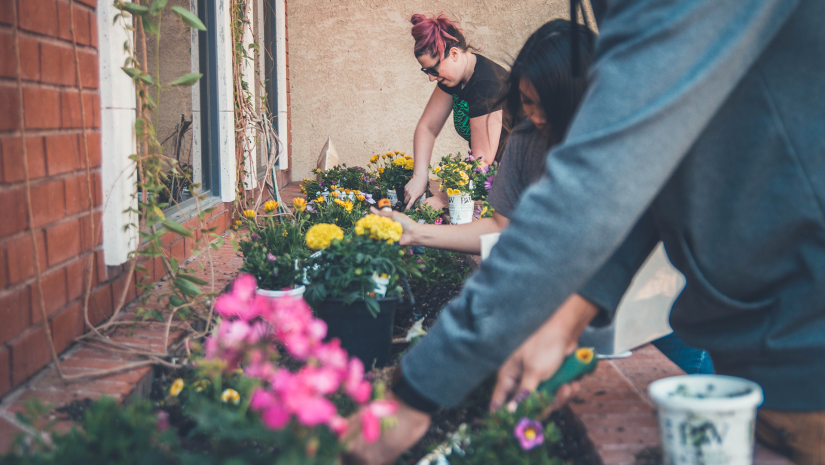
[328,415,349,438]
[295,396,337,426]
[360,400,397,443]
[514,417,544,450]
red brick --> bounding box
[0,243,6,289]
[5,231,47,284]
[31,267,68,324]
[88,282,112,326]
[0,33,40,81]
[10,326,52,385]
[152,255,165,282]
[50,300,83,353]
[77,0,96,8]
[44,133,80,175]
[2,136,47,182]
[40,41,75,86]
[0,286,31,345]
[135,260,153,288]
[82,131,101,168]
[45,218,81,266]
[30,178,66,227]
[0,188,28,236]
[171,239,184,266]
[18,0,59,37]
[60,90,98,128]
[111,268,136,310]
[24,86,62,130]
[0,0,12,26]
[0,85,20,131]
[56,1,92,45]
[0,347,11,398]
[78,50,98,89]
[64,174,90,215]
[65,255,94,301]
[78,210,102,251]
[89,9,98,48]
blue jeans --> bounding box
[651,334,714,375]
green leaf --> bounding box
[177,274,207,285]
[168,73,203,87]
[169,295,186,307]
[174,277,202,296]
[169,257,179,270]
[139,73,155,85]
[149,0,167,15]
[120,2,150,16]
[161,219,193,237]
[122,67,140,78]
[171,6,206,31]
[142,16,158,35]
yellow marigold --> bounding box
[293,197,307,211]
[306,223,344,250]
[243,209,257,219]
[235,220,242,226]
[282,230,288,237]
[264,200,279,213]
[354,214,403,242]
[170,378,184,396]
[378,168,384,173]
[221,388,241,405]
[314,196,324,204]
[344,188,352,194]
[334,198,345,207]
[382,154,388,159]
[370,155,379,163]
[404,155,412,160]
[394,150,400,155]
[433,166,441,173]
[300,185,306,193]
[331,191,339,198]
[343,201,353,212]
[356,194,366,201]
[354,190,361,194]
[446,188,458,196]
[386,152,393,157]
[331,185,338,191]
[400,152,406,155]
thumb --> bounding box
[490,361,520,412]
[505,368,545,413]
[370,206,392,218]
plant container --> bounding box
[315,297,398,368]
[256,285,306,299]
[448,191,473,224]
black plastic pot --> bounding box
[315,298,398,368]
[393,186,406,211]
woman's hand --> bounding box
[343,391,431,465]
[404,175,429,210]
[489,294,599,412]
[370,207,420,246]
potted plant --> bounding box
[304,190,371,233]
[301,164,381,204]
[432,152,479,224]
[368,151,416,209]
[303,215,417,368]
[238,200,309,297]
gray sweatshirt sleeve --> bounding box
[400,0,799,408]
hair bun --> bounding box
[410,13,428,26]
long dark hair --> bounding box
[504,19,596,144]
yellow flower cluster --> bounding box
[392,157,415,170]
[264,200,279,213]
[170,378,184,396]
[445,188,464,196]
[314,196,324,204]
[334,198,354,212]
[354,214,403,243]
[293,197,307,211]
[221,388,241,405]
[243,209,257,219]
[369,150,406,164]
[306,223,344,250]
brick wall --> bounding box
[0,0,239,397]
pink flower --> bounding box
[313,339,348,373]
[302,366,341,395]
[215,273,267,320]
[296,396,337,426]
[156,410,170,432]
[360,400,398,443]
[514,417,544,450]
[328,415,349,438]
[434,217,443,225]
[261,403,291,429]
[345,359,372,403]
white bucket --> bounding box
[256,285,306,298]
[371,274,390,298]
[448,192,473,224]
[648,375,763,465]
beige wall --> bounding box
[288,0,573,180]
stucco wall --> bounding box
[288,0,574,180]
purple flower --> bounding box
[480,164,490,174]
[467,149,473,155]
[484,175,495,191]
[514,418,544,450]
[342,163,347,166]
[156,410,170,432]
[266,253,277,262]
[319,180,325,188]
[434,217,443,225]
[466,154,475,162]
[474,205,482,218]
[363,193,375,204]
[251,234,260,241]
[306,204,317,213]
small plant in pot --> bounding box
[432,152,483,224]
[238,200,309,297]
[303,215,418,368]
[368,151,415,210]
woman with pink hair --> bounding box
[403,13,509,210]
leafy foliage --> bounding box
[367,151,413,192]
[238,215,309,290]
[404,247,469,289]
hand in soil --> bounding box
[343,391,431,465]
[490,294,599,412]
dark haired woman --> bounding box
[403,13,509,210]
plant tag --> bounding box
[372,273,390,298]
[387,189,398,204]
[448,192,473,224]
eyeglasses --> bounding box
[420,58,441,77]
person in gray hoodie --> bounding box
[346,0,825,463]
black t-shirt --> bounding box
[438,54,508,150]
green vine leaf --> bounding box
[139,73,155,86]
[161,219,193,237]
[174,277,203,296]
[149,0,167,15]
[171,6,207,31]
[169,73,203,87]
[169,295,186,307]
[142,16,159,35]
[177,274,208,285]
[119,2,150,16]
[122,67,140,78]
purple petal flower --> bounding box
[306,204,317,213]
[466,154,475,162]
[156,410,170,432]
[364,193,375,204]
[251,234,260,241]
[342,163,347,166]
[480,164,490,174]
[319,180,325,189]
[514,418,544,450]
[266,253,277,262]
[484,175,495,191]
[467,149,473,155]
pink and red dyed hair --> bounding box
[410,13,468,59]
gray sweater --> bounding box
[400,0,825,410]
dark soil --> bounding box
[634,446,663,465]
[54,398,95,422]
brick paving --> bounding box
[0,184,795,464]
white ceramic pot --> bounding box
[448,192,473,224]
[648,375,763,465]
[256,285,306,298]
